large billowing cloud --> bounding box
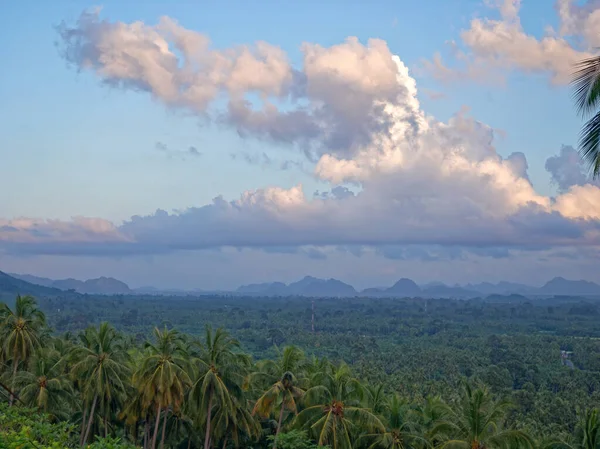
[58,10,407,159]
[424,0,598,84]
[4,9,600,260]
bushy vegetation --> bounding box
[2,293,600,448]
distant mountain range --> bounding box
[4,271,600,299]
[237,276,357,297]
[235,276,600,298]
[9,273,131,295]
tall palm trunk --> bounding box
[160,408,168,449]
[82,394,98,447]
[273,401,285,449]
[133,419,139,447]
[204,388,214,449]
[152,403,162,449]
[144,418,150,449]
[9,355,19,406]
[80,405,88,446]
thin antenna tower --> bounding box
[311,300,315,333]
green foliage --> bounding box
[268,430,329,449]
[431,383,535,448]
[572,56,600,177]
[0,404,136,448]
[87,436,139,449]
[2,292,600,448]
[0,402,76,448]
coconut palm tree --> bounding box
[191,326,250,449]
[253,371,305,448]
[14,348,73,419]
[414,395,448,447]
[365,384,387,416]
[543,408,600,449]
[119,387,146,447]
[359,394,429,449]
[214,395,261,448]
[251,346,306,387]
[251,346,306,448]
[572,56,600,177]
[431,383,534,449]
[118,345,150,446]
[305,355,334,381]
[0,295,46,406]
[71,322,130,446]
[294,362,385,449]
[135,327,191,449]
[163,408,196,449]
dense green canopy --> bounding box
[2,292,600,448]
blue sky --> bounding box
[1,0,598,289]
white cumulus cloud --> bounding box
[423,0,597,85]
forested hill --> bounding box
[0,270,66,298]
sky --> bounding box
[1,0,600,290]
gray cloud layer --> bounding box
[2,166,600,258]
[545,145,600,192]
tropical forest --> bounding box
[2,286,600,449]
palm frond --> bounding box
[579,111,600,177]
[572,56,600,118]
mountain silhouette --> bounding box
[538,277,600,296]
[7,271,600,299]
[384,278,421,297]
[0,271,64,297]
[9,273,131,295]
[237,276,356,297]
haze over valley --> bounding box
[6,271,600,298]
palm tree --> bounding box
[119,345,149,446]
[71,322,130,446]
[414,395,448,447]
[572,56,600,177]
[0,295,46,406]
[254,372,304,448]
[305,355,334,380]
[365,384,387,416]
[431,383,534,449]
[214,395,261,448]
[191,326,250,449]
[251,346,306,448]
[294,362,384,449]
[359,394,428,449]
[135,327,191,449]
[163,408,196,449]
[14,348,73,419]
[119,387,146,447]
[543,408,600,449]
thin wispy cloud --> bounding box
[155,141,201,160]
